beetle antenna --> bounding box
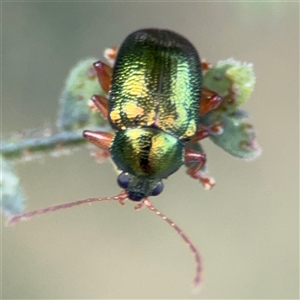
[6,191,128,226]
[143,198,202,289]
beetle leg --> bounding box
[190,127,210,143]
[89,94,109,119]
[90,148,111,163]
[83,130,113,150]
[201,60,212,71]
[93,61,113,94]
[199,88,223,115]
[187,167,216,190]
[190,122,223,143]
[104,47,118,66]
[185,146,216,190]
[207,122,224,135]
[185,148,206,175]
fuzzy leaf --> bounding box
[57,58,108,132]
[209,114,262,160]
[0,156,25,215]
[203,59,256,114]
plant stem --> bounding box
[1,130,86,161]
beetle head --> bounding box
[110,128,183,201]
[117,172,164,201]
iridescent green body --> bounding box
[109,29,202,200]
[111,128,184,179]
[109,29,202,139]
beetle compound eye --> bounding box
[151,182,164,196]
[117,173,130,189]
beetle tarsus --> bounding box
[187,168,216,190]
[104,47,118,66]
[201,60,212,71]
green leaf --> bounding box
[57,58,108,132]
[203,59,256,114]
[0,156,25,215]
[209,114,262,160]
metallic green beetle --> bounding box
[8,29,224,289]
[84,29,219,201]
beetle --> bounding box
[84,28,222,201]
[8,29,223,290]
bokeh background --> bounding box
[2,2,299,299]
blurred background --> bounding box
[2,2,299,299]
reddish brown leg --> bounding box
[199,88,223,115]
[190,122,223,143]
[104,47,118,65]
[90,94,109,119]
[188,168,216,190]
[90,148,111,163]
[190,128,210,143]
[185,147,215,190]
[93,61,113,94]
[201,60,212,71]
[83,130,113,150]
[185,148,206,175]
